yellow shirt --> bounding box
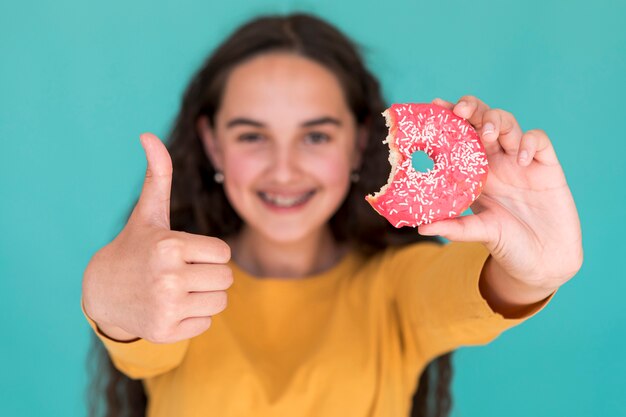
[85,242,554,417]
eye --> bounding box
[304,131,330,144]
[237,132,264,143]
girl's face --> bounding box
[199,53,364,244]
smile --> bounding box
[258,190,316,209]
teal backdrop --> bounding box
[1,0,624,416]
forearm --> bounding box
[479,256,557,319]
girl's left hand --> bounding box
[418,96,583,289]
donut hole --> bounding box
[411,150,434,174]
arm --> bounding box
[385,241,556,371]
[81,133,232,378]
[419,96,583,314]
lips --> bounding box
[257,190,316,209]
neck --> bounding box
[228,226,347,279]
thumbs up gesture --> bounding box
[82,133,233,343]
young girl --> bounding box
[82,13,583,417]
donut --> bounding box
[365,103,489,228]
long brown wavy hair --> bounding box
[88,12,453,417]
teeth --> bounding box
[259,192,313,207]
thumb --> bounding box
[417,214,490,243]
[132,132,173,229]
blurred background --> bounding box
[1,0,624,416]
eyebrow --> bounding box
[301,117,342,128]
[225,116,342,129]
[226,118,264,129]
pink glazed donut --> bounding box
[366,103,489,228]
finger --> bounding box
[182,291,228,318]
[132,133,173,229]
[170,231,231,264]
[433,98,494,155]
[485,109,523,156]
[432,97,455,110]
[175,316,213,341]
[453,96,491,129]
[518,129,560,167]
[478,109,504,156]
[418,214,491,243]
[182,264,234,292]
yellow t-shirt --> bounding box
[85,241,554,417]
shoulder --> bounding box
[351,241,488,292]
[367,241,486,273]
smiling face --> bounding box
[198,53,364,245]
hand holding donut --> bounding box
[419,96,583,290]
[82,133,233,344]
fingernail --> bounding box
[482,123,495,137]
[518,150,529,164]
[417,226,435,236]
[455,101,470,118]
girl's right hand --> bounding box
[82,133,233,344]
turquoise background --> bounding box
[1,0,625,416]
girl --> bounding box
[82,13,583,417]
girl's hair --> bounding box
[88,12,452,417]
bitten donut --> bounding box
[366,103,489,228]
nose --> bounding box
[269,143,300,183]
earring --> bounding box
[214,171,224,183]
[350,171,360,183]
